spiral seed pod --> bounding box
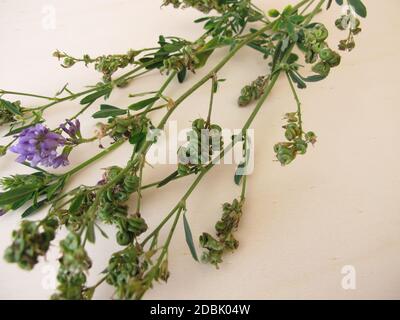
[192,118,206,131]
[106,166,123,181]
[123,175,140,193]
[312,61,331,77]
[327,51,341,67]
[116,231,132,246]
[105,188,116,203]
[284,123,301,141]
[313,24,329,42]
[115,191,129,202]
[127,216,148,237]
[294,138,308,155]
[98,203,114,223]
[274,144,296,166]
[319,47,335,62]
[237,76,267,107]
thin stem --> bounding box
[63,138,126,176]
[300,0,316,15]
[206,74,216,126]
[135,155,145,214]
[69,101,95,120]
[286,72,303,132]
[303,0,326,25]
[0,90,59,101]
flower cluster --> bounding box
[10,124,69,168]
[51,233,92,300]
[4,218,58,270]
[60,119,82,143]
[200,199,243,267]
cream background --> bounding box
[0,0,399,299]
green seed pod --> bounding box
[98,203,114,223]
[312,61,331,77]
[192,118,206,131]
[313,25,329,42]
[123,175,140,193]
[62,57,75,68]
[127,216,148,237]
[305,131,317,144]
[275,145,295,166]
[3,247,15,263]
[327,51,341,68]
[116,191,129,202]
[107,166,123,181]
[116,231,132,246]
[284,123,301,141]
[319,48,335,62]
[294,139,308,155]
[305,50,318,64]
[311,42,325,54]
[105,189,115,203]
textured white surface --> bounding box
[0,0,399,299]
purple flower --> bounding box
[10,124,68,168]
[60,119,81,141]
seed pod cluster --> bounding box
[106,246,143,299]
[274,112,317,166]
[107,116,150,141]
[336,14,362,51]
[98,167,148,246]
[178,118,223,175]
[200,198,243,267]
[4,218,58,270]
[237,76,268,107]
[51,233,92,300]
[300,23,341,77]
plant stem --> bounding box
[286,72,303,132]
[206,74,216,126]
[0,90,59,101]
[63,138,127,176]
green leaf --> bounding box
[157,170,179,188]
[183,212,199,262]
[301,74,327,82]
[5,121,44,137]
[234,162,246,186]
[289,71,307,89]
[0,185,37,206]
[349,0,367,18]
[80,87,112,105]
[11,193,34,210]
[335,0,344,5]
[92,104,127,118]
[86,221,96,244]
[0,99,22,116]
[45,177,66,200]
[95,223,109,239]
[128,97,159,111]
[21,199,47,218]
[69,192,85,214]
